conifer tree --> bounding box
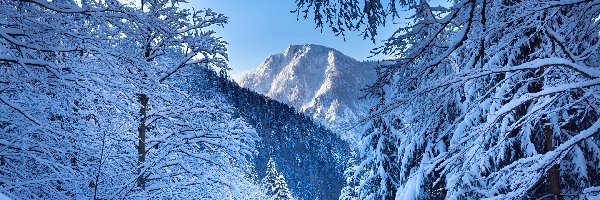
[273,173,293,200]
[296,0,600,199]
[262,158,294,200]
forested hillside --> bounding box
[191,67,350,200]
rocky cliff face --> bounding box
[238,44,378,141]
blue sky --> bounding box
[189,0,396,79]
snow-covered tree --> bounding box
[352,116,399,199]
[297,0,600,199]
[263,158,294,200]
[98,0,229,192]
[0,1,130,198]
[0,0,258,199]
[339,151,359,200]
[274,174,294,200]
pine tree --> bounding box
[274,173,293,200]
[262,158,294,200]
[339,152,359,200]
[263,158,279,194]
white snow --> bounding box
[0,193,10,200]
[238,44,378,141]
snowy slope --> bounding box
[0,193,11,200]
[238,44,378,140]
[197,67,350,200]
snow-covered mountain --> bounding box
[238,44,378,139]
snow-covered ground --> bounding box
[0,193,11,200]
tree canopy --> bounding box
[296,0,600,199]
[0,1,258,199]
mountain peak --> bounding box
[283,44,350,58]
[286,43,328,49]
[238,44,377,140]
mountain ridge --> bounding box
[238,44,378,140]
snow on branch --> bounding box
[0,54,62,78]
[21,0,124,14]
[0,29,81,53]
[485,118,600,199]
[158,55,205,83]
[0,96,42,126]
[373,58,599,116]
[487,78,600,124]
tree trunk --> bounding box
[531,65,562,199]
[529,65,561,199]
[544,123,562,200]
[93,129,107,200]
[137,93,148,189]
